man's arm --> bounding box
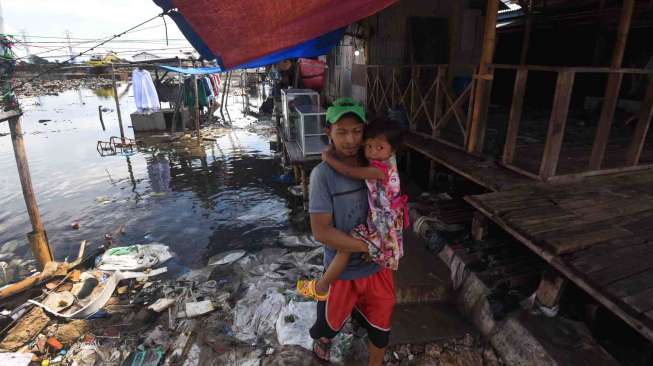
[323,151,385,181]
[310,213,368,253]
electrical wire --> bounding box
[13,12,170,91]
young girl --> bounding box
[297,117,409,300]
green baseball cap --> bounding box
[326,98,366,124]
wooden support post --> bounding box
[539,70,575,180]
[503,68,528,164]
[471,211,488,241]
[428,160,437,190]
[98,105,106,131]
[111,64,125,143]
[293,165,301,184]
[625,78,653,165]
[448,0,463,88]
[193,75,201,142]
[589,0,634,170]
[467,0,499,153]
[590,72,624,169]
[535,270,567,309]
[8,116,54,269]
[520,13,533,65]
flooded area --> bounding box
[0,83,307,277]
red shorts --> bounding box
[325,267,395,332]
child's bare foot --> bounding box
[297,279,329,301]
[315,280,329,297]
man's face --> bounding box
[327,115,364,158]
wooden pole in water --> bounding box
[111,64,126,143]
[193,74,201,142]
[98,105,106,131]
[8,115,54,269]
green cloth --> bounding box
[106,245,139,256]
[326,97,366,124]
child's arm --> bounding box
[322,148,385,181]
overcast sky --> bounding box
[2,0,194,61]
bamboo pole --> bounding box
[467,0,499,153]
[8,115,54,269]
[111,64,126,143]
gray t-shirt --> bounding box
[309,162,381,280]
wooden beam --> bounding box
[8,116,54,269]
[589,72,624,170]
[539,70,575,180]
[433,66,444,137]
[625,78,653,166]
[503,68,528,164]
[589,0,634,170]
[467,0,499,153]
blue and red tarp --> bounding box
[154,0,397,69]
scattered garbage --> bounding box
[15,77,112,98]
[0,235,423,365]
[96,244,174,271]
[0,307,50,351]
[208,250,246,266]
[275,300,315,350]
[0,352,33,366]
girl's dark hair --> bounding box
[364,116,405,151]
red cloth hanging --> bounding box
[171,0,397,68]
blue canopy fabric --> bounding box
[158,65,222,75]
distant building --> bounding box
[132,52,161,62]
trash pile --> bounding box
[409,192,470,254]
[15,78,113,97]
[0,234,363,365]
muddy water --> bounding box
[0,83,305,277]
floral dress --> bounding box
[351,155,409,270]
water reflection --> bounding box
[0,84,301,268]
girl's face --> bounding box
[364,135,394,161]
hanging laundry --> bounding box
[197,78,209,107]
[202,77,213,99]
[132,68,160,113]
[209,74,221,98]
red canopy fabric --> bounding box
[171,0,398,68]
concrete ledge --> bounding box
[439,245,620,366]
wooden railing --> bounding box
[364,64,476,149]
[484,64,653,181]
